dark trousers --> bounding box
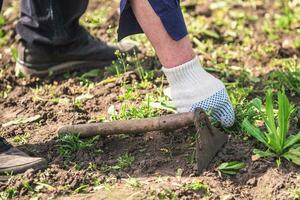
[16,0,89,46]
[3,0,187,45]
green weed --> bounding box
[225,81,257,134]
[81,7,112,28]
[58,134,100,161]
[242,89,300,165]
[275,1,297,30]
[12,133,31,145]
[112,153,135,170]
[124,177,142,189]
[0,15,9,47]
[74,184,89,194]
[73,93,94,109]
[275,13,292,30]
[184,181,210,194]
[0,84,12,99]
[292,188,300,198]
[0,187,17,200]
[156,188,176,200]
[216,161,246,175]
[268,66,300,95]
[118,86,138,102]
[105,50,129,80]
[79,69,103,87]
[22,179,35,193]
[109,98,162,121]
[101,153,135,172]
[0,15,5,26]
[10,47,18,62]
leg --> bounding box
[120,0,235,127]
[15,0,136,76]
[128,0,195,68]
[16,0,89,45]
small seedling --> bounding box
[112,153,135,170]
[73,93,94,109]
[216,161,246,175]
[226,83,258,134]
[184,181,210,195]
[268,66,300,95]
[292,188,300,198]
[79,69,103,87]
[242,89,300,165]
[74,184,89,194]
[81,7,112,28]
[12,133,31,145]
[0,84,12,99]
[156,188,176,200]
[275,1,293,30]
[22,180,35,193]
[124,177,142,189]
[0,187,17,200]
[109,99,161,121]
[101,153,135,172]
[118,85,138,102]
[35,182,56,192]
[58,134,100,161]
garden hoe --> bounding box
[58,108,228,173]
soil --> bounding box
[0,0,299,200]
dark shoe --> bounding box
[0,138,47,175]
[16,34,137,77]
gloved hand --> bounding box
[163,57,235,127]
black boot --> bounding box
[16,33,136,76]
[0,138,47,175]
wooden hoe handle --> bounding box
[58,112,195,138]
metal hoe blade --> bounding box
[193,108,228,172]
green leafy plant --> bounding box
[226,84,258,134]
[73,93,94,109]
[22,180,35,194]
[216,161,246,175]
[124,177,142,189]
[108,97,162,121]
[0,187,17,200]
[58,134,100,161]
[275,1,293,30]
[184,181,210,194]
[112,153,135,170]
[78,69,103,87]
[242,90,300,165]
[118,85,138,101]
[0,84,12,99]
[101,153,135,172]
[292,188,300,198]
[74,184,89,194]
[268,67,300,95]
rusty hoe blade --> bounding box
[193,108,228,173]
[57,108,228,173]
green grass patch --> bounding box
[58,134,100,161]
